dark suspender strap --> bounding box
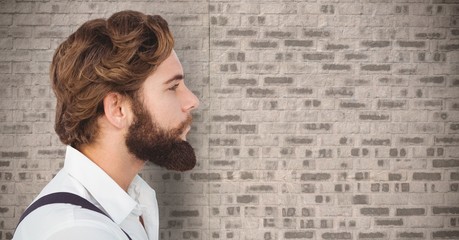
[17,192,132,240]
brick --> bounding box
[13,62,50,73]
[397,232,424,238]
[14,14,51,26]
[0,124,32,134]
[284,231,314,239]
[246,64,278,74]
[361,64,391,72]
[449,100,459,111]
[227,52,247,62]
[413,172,442,181]
[0,61,11,73]
[433,159,459,168]
[352,195,369,204]
[0,50,31,62]
[433,207,459,214]
[361,138,391,146]
[300,173,331,181]
[243,15,278,26]
[376,77,407,86]
[212,40,237,47]
[247,185,275,193]
[225,3,259,14]
[388,173,402,181]
[393,111,428,122]
[34,26,68,38]
[264,77,293,85]
[324,43,349,50]
[285,137,314,145]
[439,44,459,51]
[451,172,459,180]
[211,115,241,122]
[237,195,258,204]
[377,100,406,109]
[300,123,333,133]
[322,232,352,239]
[397,41,426,48]
[358,232,386,239]
[396,208,426,216]
[375,219,403,226]
[265,30,294,39]
[219,63,238,73]
[361,41,391,48]
[417,52,447,63]
[285,40,314,48]
[419,76,445,85]
[433,231,459,239]
[1,151,28,158]
[413,100,443,110]
[281,15,317,27]
[303,29,331,38]
[324,87,354,97]
[339,100,367,109]
[0,14,12,26]
[170,210,199,217]
[344,53,368,60]
[359,112,390,121]
[283,111,317,122]
[320,5,335,14]
[227,29,257,37]
[244,136,279,146]
[398,136,426,145]
[303,99,326,109]
[249,41,277,48]
[303,53,334,61]
[435,136,459,145]
[190,173,221,181]
[246,88,276,97]
[240,172,254,180]
[360,208,390,216]
[210,16,229,26]
[322,64,351,71]
[226,124,256,134]
[288,88,314,96]
[209,138,239,146]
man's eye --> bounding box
[168,83,179,91]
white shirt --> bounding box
[13,146,159,240]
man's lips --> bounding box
[180,125,191,141]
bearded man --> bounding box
[13,10,199,240]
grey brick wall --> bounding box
[1,0,458,239]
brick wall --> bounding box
[1,0,458,239]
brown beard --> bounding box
[125,97,196,171]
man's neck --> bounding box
[78,143,145,192]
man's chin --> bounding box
[162,140,196,171]
[136,140,196,172]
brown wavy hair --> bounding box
[50,10,174,147]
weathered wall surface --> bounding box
[1,0,458,239]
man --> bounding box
[13,10,199,240]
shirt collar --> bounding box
[63,145,138,224]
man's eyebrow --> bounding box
[164,74,184,84]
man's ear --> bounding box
[102,92,131,129]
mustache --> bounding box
[171,115,193,137]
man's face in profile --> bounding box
[125,51,200,171]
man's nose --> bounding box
[182,86,200,112]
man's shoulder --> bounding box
[14,203,126,240]
[14,170,127,240]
